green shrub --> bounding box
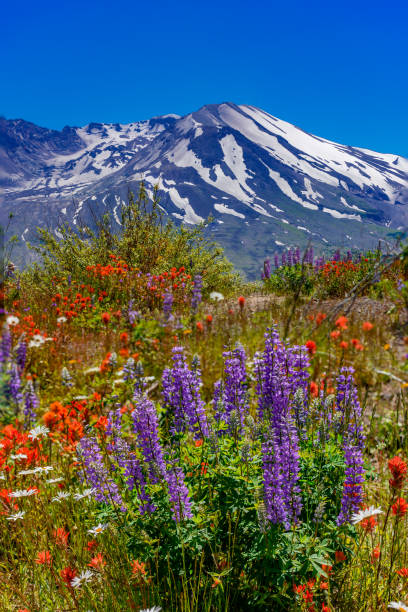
[26,182,242,296]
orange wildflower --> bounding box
[305,340,317,355]
[334,550,346,563]
[60,566,77,586]
[35,551,52,565]
[392,497,408,518]
[335,316,348,329]
[88,553,106,570]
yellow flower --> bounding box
[183,329,192,335]
[383,344,390,351]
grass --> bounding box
[2,201,408,610]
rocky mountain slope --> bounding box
[2,103,408,276]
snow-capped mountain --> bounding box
[2,103,408,276]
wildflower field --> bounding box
[2,189,408,611]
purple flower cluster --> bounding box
[213,345,248,434]
[162,347,209,439]
[9,363,23,407]
[0,328,12,367]
[108,433,155,514]
[191,275,202,313]
[78,436,126,511]
[163,290,173,323]
[132,393,166,482]
[268,247,360,279]
[165,464,193,522]
[256,328,305,526]
[123,357,136,381]
[23,380,38,425]
[335,367,365,525]
[16,339,27,372]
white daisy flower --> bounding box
[388,603,408,611]
[0,472,5,480]
[34,465,53,474]
[46,477,64,484]
[351,506,383,525]
[6,511,25,521]
[28,339,44,348]
[73,395,88,400]
[84,367,100,375]
[51,491,70,502]
[28,425,50,440]
[32,334,45,343]
[71,569,94,589]
[209,291,224,301]
[10,454,27,460]
[9,489,38,498]
[18,469,37,476]
[139,607,162,612]
[87,523,108,536]
[6,315,19,326]
[57,316,67,323]
[73,488,96,500]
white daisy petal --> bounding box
[351,506,383,525]
[388,603,408,611]
[51,491,70,502]
[28,425,50,440]
[6,511,25,521]
[87,523,108,536]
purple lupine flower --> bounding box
[263,259,271,279]
[162,347,209,439]
[127,299,138,325]
[77,436,126,511]
[288,345,310,430]
[108,434,155,514]
[256,327,303,526]
[23,379,38,425]
[274,253,279,269]
[163,290,173,322]
[336,444,365,525]
[287,249,293,267]
[123,357,136,381]
[295,247,300,264]
[262,435,287,526]
[9,363,23,406]
[132,393,166,482]
[16,339,27,373]
[191,275,202,313]
[213,345,248,434]
[0,328,12,366]
[335,367,365,525]
[333,249,341,262]
[281,252,287,266]
[61,367,73,387]
[106,407,122,437]
[165,464,193,522]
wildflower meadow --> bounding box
[2,188,408,611]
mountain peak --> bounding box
[1,103,408,276]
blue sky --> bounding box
[2,0,408,155]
